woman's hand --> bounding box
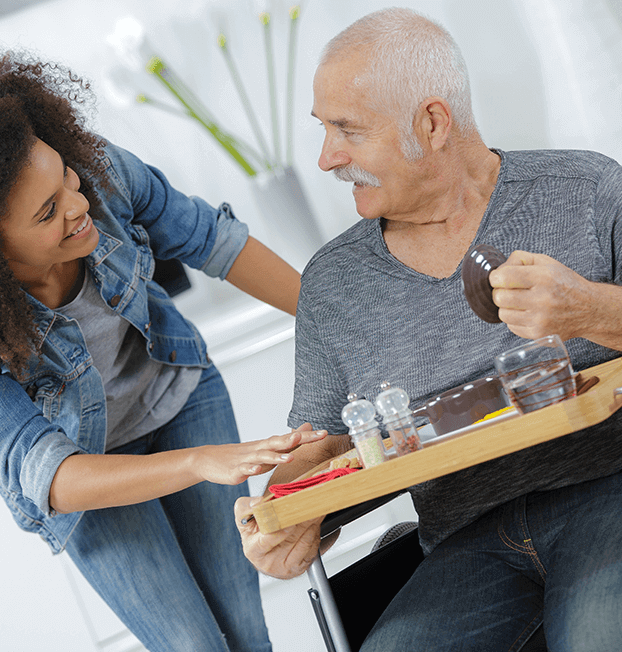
[196,426,328,485]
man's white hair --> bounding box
[319,7,479,160]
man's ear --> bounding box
[413,96,452,152]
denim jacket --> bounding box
[0,142,249,553]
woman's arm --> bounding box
[49,428,327,514]
[225,236,301,316]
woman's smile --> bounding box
[65,213,93,239]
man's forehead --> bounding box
[312,60,369,113]
[314,53,366,86]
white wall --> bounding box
[0,0,621,650]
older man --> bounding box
[237,7,622,650]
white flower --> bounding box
[102,17,165,109]
[248,0,270,16]
[106,16,155,72]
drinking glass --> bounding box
[494,334,576,414]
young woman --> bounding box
[0,52,325,652]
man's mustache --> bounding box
[332,165,381,187]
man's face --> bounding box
[312,56,426,222]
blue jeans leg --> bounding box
[65,364,272,652]
[151,364,272,652]
[529,473,622,651]
[361,497,544,652]
[362,471,622,652]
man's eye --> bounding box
[39,203,57,223]
[343,130,363,142]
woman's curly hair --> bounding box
[0,52,110,378]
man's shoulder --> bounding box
[502,148,619,183]
[302,218,376,277]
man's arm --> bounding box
[490,251,622,350]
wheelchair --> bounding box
[307,493,548,652]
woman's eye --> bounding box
[39,202,57,224]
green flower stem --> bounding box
[137,94,187,118]
[139,91,264,168]
[286,5,301,166]
[147,56,258,177]
[218,34,273,169]
[260,12,282,168]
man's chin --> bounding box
[352,185,380,219]
[353,199,382,220]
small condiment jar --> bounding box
[375,381,422,456]
[341,393,387,468]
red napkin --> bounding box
[268,468,360,498]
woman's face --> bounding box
[1,138,99,276]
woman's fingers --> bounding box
[262,428,327,452]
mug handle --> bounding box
[410,405,436,442]
[410,404,430,420]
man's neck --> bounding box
[383,141,501,278]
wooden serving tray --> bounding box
[251,358,622,534]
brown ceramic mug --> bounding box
[412,376,509,437]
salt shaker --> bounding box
[375,381,422,456]
[341,393,387,468]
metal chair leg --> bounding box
[307,553,352,652]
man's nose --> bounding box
[318,135,351,172]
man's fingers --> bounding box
[235,496,261,526]
[492,287,532,310]
[490,266,536,290]
[489,250,546,288]
[505,250,536,267]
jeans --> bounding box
[362,470,622,652]
[65,364,272,652]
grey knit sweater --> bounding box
[288,148,622,554]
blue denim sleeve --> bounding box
[200,203,249,280]
[102,143,249,279]
[0,375,82,515]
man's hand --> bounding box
[489,250,595,341]
[235,496,324,579]
[234,429,350,578]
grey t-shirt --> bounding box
[58,267,201,451]
[288,148,622,554]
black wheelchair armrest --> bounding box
[320,491,408,538]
